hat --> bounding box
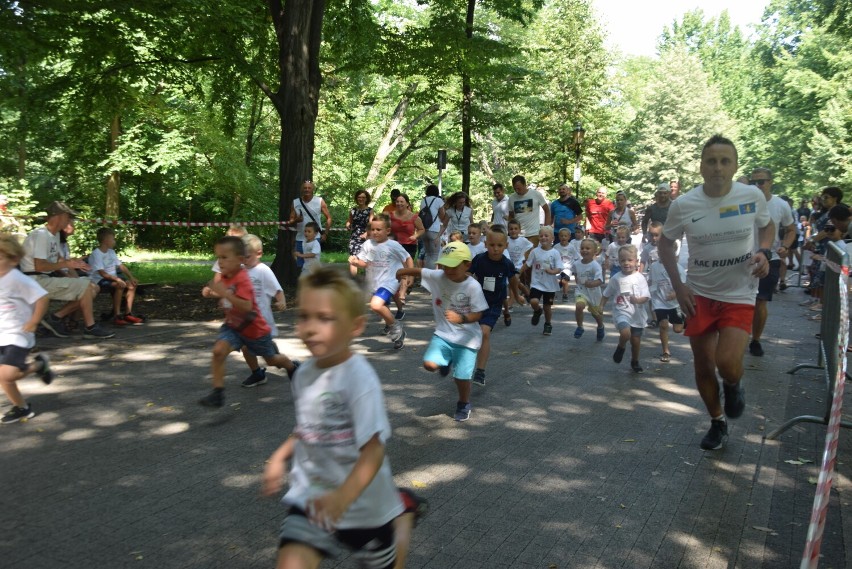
[437,242,472,268]
[46,201,78,218]
[655,183,671,194]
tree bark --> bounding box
[266,0,325,286]
[105,114,121,218]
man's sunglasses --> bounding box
[749,179,771,186]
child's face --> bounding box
[440,261,470,283]
[508,224,521,238]
[303,226,317,242]
[296,288,364,368]
[214,243,244,277]
[538,231,553,248]
[647,229,661,245]
[244,247,262,268]
[468,227,481,244]
[619,252,638,274]
[485,232,508,260]
[558,232,570,245]
[101,233,116,249]
[449,233,462,243]
[616,232,629,245]
[369,221,389,242]
[580,241,595,260]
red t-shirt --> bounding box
[585,198,614,234]
[221,268,271,339]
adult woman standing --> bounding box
[390,193,424,304]
[444,191,474,242]
[419,184,448,269]
[345,189,374,276]
[605,190,639,239]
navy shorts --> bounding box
[654,308,683,325]
[0,345,30,371]
[756,260,781,301]
[479,304,502,329]
[530,288,555,306]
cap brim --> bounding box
[437,257,464,268]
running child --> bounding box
[349,215,412,349]
[553,228,574,301]
[604,226,630,279]
[467,223,486,257]
[640,221,663,274]
[526,226,563,336]
[447,230,464,243]
[261,266,414,569]
[573,238,606,340]
[397,242,489,421]
[648,249,685,363]
[293,221,321,272]
[468,226,524,385]
[89,227,144,325]
[599,244,650,373]
[198,236,299,408]
[506,219,533,307]
[0,234,54,424]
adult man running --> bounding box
[658,135,775,451]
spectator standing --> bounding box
[491,183,510,226]
[605,190,639,240]
[288,180,332,268]
[658,135,774,451]
[585,187,614,242]
[345,190,373,276]
[419,185,448,269]
[444,192,474,242]
[551,184,583,238]
[642,184,673,237]
[507,175,551,246]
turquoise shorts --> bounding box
[423,335,477,380]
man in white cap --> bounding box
[21,201,114,339]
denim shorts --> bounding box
[217,325,279,357]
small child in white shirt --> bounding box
[525,226,563,335]
[573,238,606,340]
[649,260,685,362]
[294,222,322,272]
[506,219,533,308]
[605,226,630,279]
[89,227,143,325]
[553,228,574,301]
[467,224,486,257]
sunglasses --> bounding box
[749,179,771,186]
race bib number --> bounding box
[483,276,496,292]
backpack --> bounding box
[418,198,436,231]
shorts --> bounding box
[559,271,571,281]
[32,274,92,302]
[97,277,129,293]
[756,260,781,301]
[479,304,502,329]
[684,295,754,337]
[654,308,683,325]
[295,240,305,268]
[615,321,644,336]
[575,287,602,307]
[278,507,396,569]
[217,325,280,357]
[529,288,555,306]
[373,287,396,303]
[0,345,30,371]
[423,335,477,380]
[400,243,418,257]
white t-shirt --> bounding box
[553,243,574,272]
[246,263,283,337]
[419,197,445,233]
[283,354,404,529]
[468,241,486,257]
[758,195,795,260]
[21,226,61,273]
[491,196,510,225]
[574,259,603,305]
[0,269,47,349]
[526,246,562,292]
[640,243,660,272]
[507,236,533,270]
[508,190,548,237]
[605,242,625,269]
[302,239,322,271]
[357,239,411,295]
[663,182,771,304]
[445,206,473,239]
[420,268,489,349]
[88,248,121,283]
[566,240,583,270]
[649,261,683,311]
[603,271,650,328]
[292,195,324,241]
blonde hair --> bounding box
[580,238,600,254]
[448,230,464,242]
[298,266,365,320]
[241,234,263,254]
[614,226,630,238]
[538,226,554,237]
[227,224,247,237]
[0,233,24,260]
[618,243,638,261]
[558,228,571,237]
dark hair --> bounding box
[448,191,468,208]
[389,188,401,199]
[305,221,320,233]
[372,214,391,228]
[828,205,851,222]
[425,184,440,197]
[492,183,504,192]
[489,224,506,234]
[821,186,843,203]
[507,219,521,228]
[353,189,371,202]
[395,193,412,207]
[511,175,526,186]
[751,167,772,180]
[701,134,738,161]
[96,227,115,243]
[217,235,246,256]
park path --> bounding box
[1,279,850,569]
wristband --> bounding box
[757,248,772,259]
[460,313,467,324]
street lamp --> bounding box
[572,122,585,197]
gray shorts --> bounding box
[278,507,396,569]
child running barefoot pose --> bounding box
[553,228,574,301]
[397,242,489,421]
[198,236,299,408]
[349,216,413,349]
[599,244,651,373]
[573,238,606,340]
[0,235,54,424]
[526,226,563,336]
[262,267,418,569]
[468,226,524,385]
[649,252,685,362]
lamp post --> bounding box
[572,122,585,197]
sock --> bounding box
[712,414,725,422]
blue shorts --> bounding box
[423,335,478,380]
[295,240,305,268]
[479,304,502,329]
[373,287,395,303]
[217,325,279,357]
[97,276,127,292]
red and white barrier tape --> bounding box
[81,218,291,228]
[800,264,850,569]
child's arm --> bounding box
[445,309,483,324]
[262,435,297,497]
[23,295,49,334]
[208,280,253,311]
[272,290,287,311]
[509,274,525,305]
[348,255,368,268]
[306,433,386,530]
[397,267,422,279]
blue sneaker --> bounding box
[596,326,605,341]
[454,402,472,422]
[574,327,584,339]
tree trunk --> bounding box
[267,0,325,287]
[461,0,476,195]
[105,114,121,218]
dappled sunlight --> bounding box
[93,410,129,427]
[221,473,259,489]
[4,434,44,451]
[116,474,148,487]
[636,398,698,416]
[398,462,471,485]
[145,421,191,436]
[547,402,592,415]
[58,428,99,441]
[504,419,549,432]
